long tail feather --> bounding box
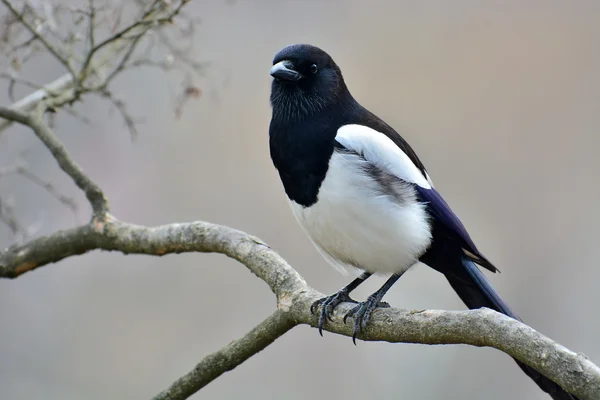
[443,258,578,400]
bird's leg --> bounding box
[344,273,403,344]
[311,272,372,336]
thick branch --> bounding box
[0,218,306,298]
[0,107,109,217]
[293,299,600,400]
[151,310,296,400]
[1,217,598,399]
[155,296,600,400]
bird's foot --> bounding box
[343,295,390,344]
[310,289,358,336]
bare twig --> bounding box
[0,195,26,238]
[0,0,200,135]
[152,310,296,400]
[101,89,140,138]
[0,165,19,176]
[1,0,77,78]
[6,34,38,57]
[0,73,73,134]
[16,166,78,213]
[101,27,148,88]
[79,0,186,79]
[0,163,78,213]
[62,106,92,125]
[0,107,108,217]
[0,71,43,94]
[133,0,204,76]
[87,0,96,51]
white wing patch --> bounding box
[425,172,434,188]
[336,124,432,189]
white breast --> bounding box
[289,150,433,275]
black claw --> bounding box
[317,312,326,336]
[343,295,388,344]
[326,310,335,323]
[343,307,356,325]
[311,289,357,335]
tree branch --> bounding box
[292,303,600,400]
[14,165,78,213]
[79,0,188,80]
[1,0,77,79]
[0,195,26,239]
[1,215,598,399]
[0,107,109,217]
[0,0,201,135]
[0,217,306,298]
[151,310,296,400]
[155,298,600,400]
[0,73,74,134]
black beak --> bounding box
[270,60,302,81]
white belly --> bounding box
[289,151,433,275]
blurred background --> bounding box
[1,0,600,399]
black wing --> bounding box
[352,105,496,272]
[415,185,497,273]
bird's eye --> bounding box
[310,64,318,74]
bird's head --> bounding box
[269,44,350,120]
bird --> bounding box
[267,43,577,400]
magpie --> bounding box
[268,44,577,400]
